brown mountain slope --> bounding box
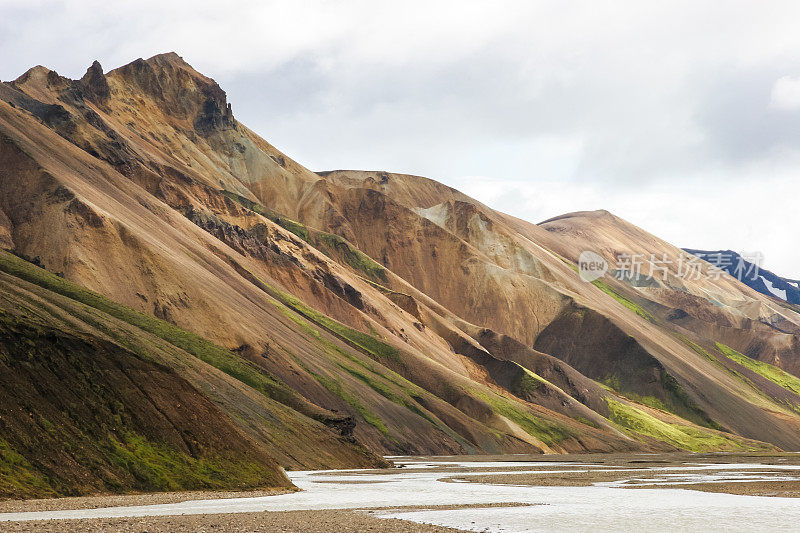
[537,210,800,360]
[314,171,800,450]
[0,54,653,462]
[0,53,797,499]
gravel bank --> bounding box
[0,509,464,532]
[0,489,295,513]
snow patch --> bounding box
[761,276,788,301]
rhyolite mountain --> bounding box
[1,53,800,498]
[684,249,800,305]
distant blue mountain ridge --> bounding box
[683,249,800,304]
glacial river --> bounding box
[2,457,800,532]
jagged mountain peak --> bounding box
[81,59,104,79]
[107,52,232,126]
[79,60,110,103]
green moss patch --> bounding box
[591,279,654,321]
[275,217,310,242]
[601,368,720,430]
[716,343,800,397]
[676,334,718,362]
[315,232,387,283]
[107,432,282,492]
[605,398,759,452]
[571,415,600,428]
[337,363,442,428]
[470,388,575,446]
[310,372,389,436]
[265,281,402,366]
[0,439,55,499]
[515,369,545,397]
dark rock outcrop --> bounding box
[79,60,111,103]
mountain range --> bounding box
[684,249,800,305]
[1,52,799,499]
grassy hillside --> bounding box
[0,306,291,498]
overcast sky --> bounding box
[2,1,799,276]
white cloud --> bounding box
[770,76,800,110]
